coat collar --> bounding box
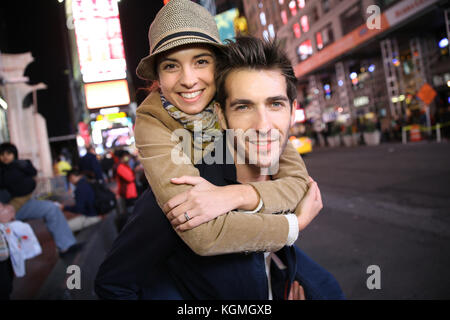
[136,91,184,132]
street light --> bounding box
[439,38,448,48]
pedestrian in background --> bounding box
[115,150,137,231]
[0,142,82,257]
[79,146,104,183]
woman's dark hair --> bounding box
[215,36,297,109]
[0,142,18,160]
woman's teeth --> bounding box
[180,91,202,99]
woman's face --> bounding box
[157,45,216,115]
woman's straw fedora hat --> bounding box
[136,0,222,81]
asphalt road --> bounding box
[295,141,450,299]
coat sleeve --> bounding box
[134,109,291,256]
[16,160,37,177]
[64,186,88,216]
[248,142,310,216]
[116,164,135,183]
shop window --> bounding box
[316,32,323,50]
[340,2,363,35]
[298,0,306,9]
[322,0,330,13]
[315,24,334,50]
[312,6,319,23]
[293,23,301,38]
[268,24,275,39]
[260,12,267,26]
[298,39,313,61]
[281,10,288,24]
[289,1,297,17]
[300,15,309,32]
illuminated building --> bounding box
[65,0,134,155]
[242,0,450,142]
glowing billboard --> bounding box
[215,8,238,42]
[72,0,127,83]
[84,79,130,109]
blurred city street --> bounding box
[297,141,450,299]
[1,0,450,301]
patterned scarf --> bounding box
[160,94,222,156]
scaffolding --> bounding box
[380,38,404,120]
[335,61,353,119]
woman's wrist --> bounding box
[229,184,260,211]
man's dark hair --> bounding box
[0,142,18,160]
[66,169,81,179]
[215,36,297,109]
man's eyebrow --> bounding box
[266,95,289,102]
[229,99,254,107]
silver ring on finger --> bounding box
[184,212,191,222]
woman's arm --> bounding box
[248,142,310,215]
[135,103,292,255]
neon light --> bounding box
[84,79,130,109]
[72,0,127,83]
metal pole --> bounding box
[436,123,441,143]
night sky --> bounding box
[0,0,163,138]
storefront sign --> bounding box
[384,0,438,27]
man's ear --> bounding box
[290,100,298,127]
[214,102,228,129]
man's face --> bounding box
[0,151,14,165]
[217,68,296,169]
[67,174,77,185]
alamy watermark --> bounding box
[366,265,381,290]
[66,265,81,290]
[366,5,381,30]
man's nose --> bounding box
[253,107,272,134]
[179,66,197,88]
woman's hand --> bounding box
[163,176,247,231]
[297,177,323,231]
[288,281,306,300]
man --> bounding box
[0,142,82,257]
[63,170,104,232]
[78,146,104,183]
[95,37,343,300]
[65,170,97,217]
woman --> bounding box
[134,0,311,256]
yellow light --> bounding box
[84,80,130,109]
[447,80,450,88]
